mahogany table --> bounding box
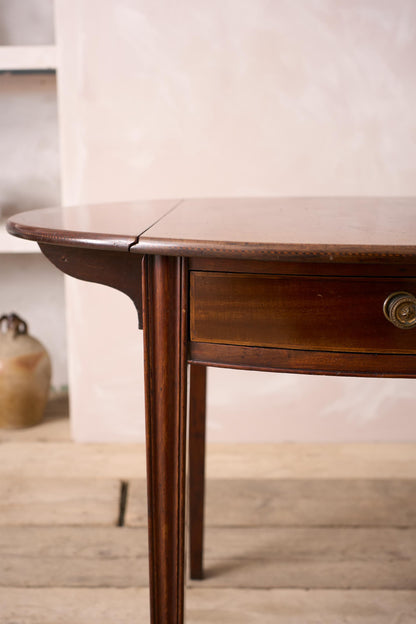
[8,197,416,623]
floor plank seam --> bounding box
[117,481,129,527]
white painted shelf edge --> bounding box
[0,46,57,71]
[0,222,39,253]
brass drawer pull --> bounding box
[383,291,416,329]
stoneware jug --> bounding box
[0,313,51,428]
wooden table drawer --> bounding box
[190,272,416,354]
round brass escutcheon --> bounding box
[383,291,416,329]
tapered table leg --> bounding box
[142,255,188,624]
[189,364,207,580]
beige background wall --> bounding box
[54,0,416,442]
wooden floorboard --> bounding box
[1,588,415,623]
[0,442,145,479]
[1,442,416,479]
[205,443,416,480]
[1,526,415,590]
[126,478,416,527]
[0,527,148,588]
[0,478,120,526]
[1,408,416,620]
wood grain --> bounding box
[1,443,416,479]
[0,588,150,624]
[134,197,416,262]
[190,272,416,353]
[126,479,416,528]
[40,244,144,326]
[9,197,416,262]
[187,589,416,623]
[190,341,416,377]
[0,527,148,587]
[188,364,207,580]
[0,443,146,479]
[1,526,415,589]
[202,444,416,480]
[1,439,416,621]
[7,199,179,250]
[202,526,416,561]
[2,589,415,624]
[200,526,416,590]
[0,478,120,526]
[189,256,416,277]
[142,255,188,623]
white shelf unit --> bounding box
[0,1,59,254]
[0,45,57,71]
[0,0,67,392]
[0,70,59,254]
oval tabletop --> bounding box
[7,197,416,262]
[6,199,180,251]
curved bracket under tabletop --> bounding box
[39,243,144,328]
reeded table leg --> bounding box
[142,255,188,624]
[189,364,207,580]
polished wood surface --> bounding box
[40,244,145,325]
[188,364,207,581]
[189,256,416,277]
[190,271,416,353]
[7,200,179,250]
[8,197,416,260]
[189,341,416,377]
[142,256,188,624]
[6,197,416,624]
[133,197,416,262]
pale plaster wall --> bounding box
[0,0,54,45]
[55,0,416,442]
